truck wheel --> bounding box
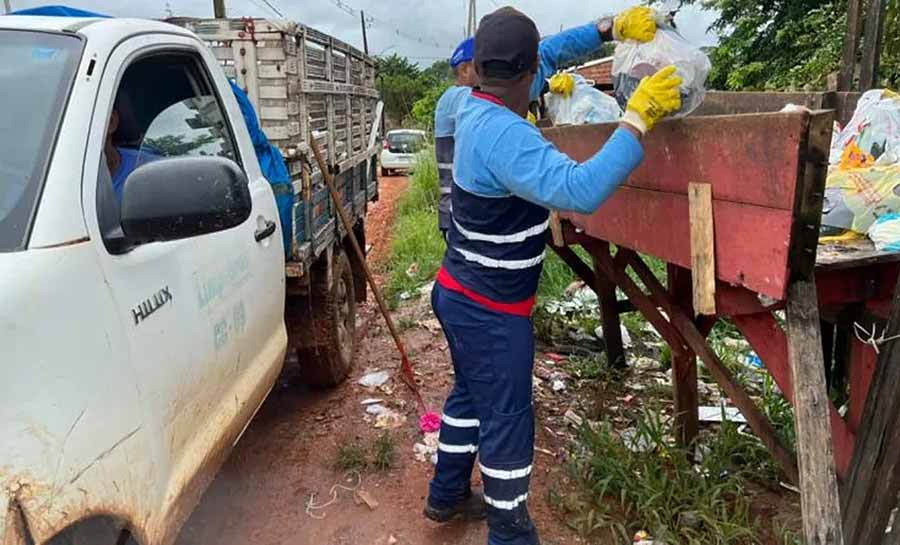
[380,166,389,177]
[286,250,357,386]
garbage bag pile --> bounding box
[822,89,900,251]
[544,73,623,126]
[611,27,711,117]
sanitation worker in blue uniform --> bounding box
[435,22,617,240]
[423,6,683,545]
[434,38,476,239]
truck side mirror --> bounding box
[120,156,251,246]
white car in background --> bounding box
[380,129,426,176]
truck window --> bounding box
[0,31,82,252]
[102,52,240,202]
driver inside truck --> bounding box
[104,93,159,200]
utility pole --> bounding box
[361,10,369,54]
[213,0,225,18]
[4,0,12,15]
[466,0,476,38]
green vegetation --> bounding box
[371,432,397,471]
[376,54,452,129]
[334,432,398,472]
[565,353,615,382]
[668,0,900,91]
[568,408,776,544]
[335,442,368,472]
[384,148,444,300]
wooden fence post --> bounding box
[786,278,845,545]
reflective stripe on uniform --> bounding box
[438,162,454,170]
[479,463,532,480]
[453,247,545,270]
[484,492,528,510]
[453,217,549,244]
[440,187,452,195]
[438,442,479,454]
[442,414,480,428]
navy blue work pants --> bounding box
[428,284,539,545]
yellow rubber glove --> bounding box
[527,111,537,125]
[621,65,682,134]
[614,6,658,42]
[548,73,576,97]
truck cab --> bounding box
[1,15,288,545]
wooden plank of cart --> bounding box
[542,90,900,543]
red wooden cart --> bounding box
[543,91,900,543]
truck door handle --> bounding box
[255,220,277,242]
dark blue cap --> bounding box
[474,7,539,79]
[450,38,474,68]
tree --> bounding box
[668,0,900,90]
[412,80,452,132]
[420,59,452,86]
[376,55,453,128]
[376,53,421,79]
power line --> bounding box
[246,0,284,18]
[258,0,284,18]
[325,0,456,50]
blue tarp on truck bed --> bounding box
[228,80,295,257]
[10,5,110,17]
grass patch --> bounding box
[569,408,771,544]
[385,148,445,301]
[397,315,418,332]
[538,248,586,300]
[336,442,368,472]
[565,353,612,381]
[335,432,399,472]
[398,149,439,216]
[371,432,397,471]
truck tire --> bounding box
[380,166,389,177]
[286,250,356,386]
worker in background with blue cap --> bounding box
[424,6,682,545]
[434,37,477,240]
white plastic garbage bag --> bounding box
[829,89,900,166]
[612,28,711,117]
[868,213,900,252]
[822,90,900,234]
[545,74,622,125]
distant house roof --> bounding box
[575,56,614,87]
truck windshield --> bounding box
[0,31,82,252]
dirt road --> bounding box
[175,175,584,545]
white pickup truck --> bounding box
[1,13,379,545]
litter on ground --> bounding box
[413,431,440,463]
[698,405,747,423]
[359,370,391,388]
[374,408,405,429]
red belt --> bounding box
[436,267,535,317]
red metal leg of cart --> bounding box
[733,312,856,477]
[848,338,878,433]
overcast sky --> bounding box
[11,0,719,65]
